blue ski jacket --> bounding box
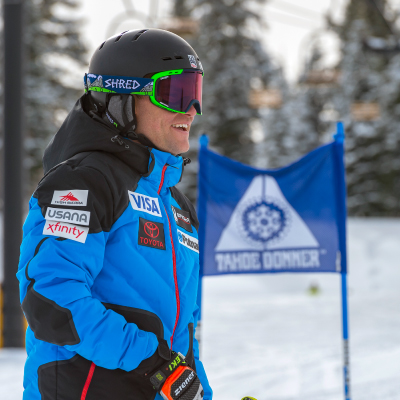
[17,96,212,400]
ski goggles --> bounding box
[84,69,203,115]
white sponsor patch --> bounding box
[177,229,199,253]
[45,207,90,226]
[43,220,89,243]
[128,191,162,217]
[51,190,88,206]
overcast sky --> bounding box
[70,0,399,83]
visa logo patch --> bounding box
[128,191,162,217]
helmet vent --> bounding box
[132,29,148,41]
[162,57,172,61]
[174,56,184,59]
[115,31,128,42]
[99,41,106,50]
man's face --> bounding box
[134,96,196,155]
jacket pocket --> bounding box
[103,302,164,337]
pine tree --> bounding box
[264,0,400,216]
[193,0,276,164]
[262,45,335,169]
[22,0,87,193]
[173,0,278,201]
[328,0,400,215]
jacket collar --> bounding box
[145,148,183,192]
[43,95,183,189]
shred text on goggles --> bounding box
[84,69,203,115]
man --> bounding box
[17,29,212,400]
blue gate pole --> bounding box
[196,276,203,356]
[335,122,351,400]
[196,134,209,357]
[341,272,351,400]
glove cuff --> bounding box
[148,352,188,390]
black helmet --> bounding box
[86,29,203,139]
[89,28,203,78]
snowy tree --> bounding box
[262,44,336,169]
[264,0,400,216]
[174,0,278,201]
[193,0,276,164]
[328,0,400,216]
[0,0,87,194]
[173,0,193,17]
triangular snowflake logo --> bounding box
[215,175,319,252]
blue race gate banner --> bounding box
[197,133,347,276]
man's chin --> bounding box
[170,142,190,156]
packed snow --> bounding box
[1,218,399,400]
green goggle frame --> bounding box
[84,69,203,115]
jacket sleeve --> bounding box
[17,162,159,372]
[192,303,213,400]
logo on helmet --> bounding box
[188,55,197,68]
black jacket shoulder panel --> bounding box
[170,186,199,232]
[43,96,151,176]
[34,151,142,233]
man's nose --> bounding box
[185,105,197,119]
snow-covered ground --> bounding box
[1,218,399,400]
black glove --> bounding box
[147,352,203,400]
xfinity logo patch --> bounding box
[129,191,162,217]
[171,205,192,233]
[45,207,90,226]
[43,221,88,243]
[51,190,88,206]
[138,217,166,250]
[177,229,199,253]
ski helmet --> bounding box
[85,29,204,136]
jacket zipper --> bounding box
[158,164,180,349]
[157,164,168,194]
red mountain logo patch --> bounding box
[60,192,79,202]
[51,190,88,207]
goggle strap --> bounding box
[120,95,131,127]
[85,73,153,95]
[105,108,119,128]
